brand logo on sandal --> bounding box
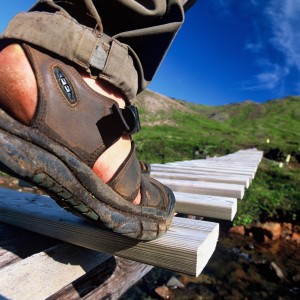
[54,67,77,105]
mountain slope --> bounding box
[133,91,300,163]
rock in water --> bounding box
[166,276,185,289]
[270,261,285,280]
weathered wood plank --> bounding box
[152,149,263,181]
[174,192,237,221]
[169,161,258,172]
[151,164,256,178]
[0,248,21,269]
[158,178,245,199]
[0,188,219,276]
[0,222,60,269]
[0,243,110,300]
[151,171,250,188]
[0,222,153,300]
[151,166,253,183]
[48,257,153,300]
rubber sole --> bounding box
[0,110,175,240]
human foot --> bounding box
[0,43,175,240]
[0,44,141,203]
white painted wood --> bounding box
[152,149,263,181]
[174,192,237,220]
[159,178,245,199]
[0,188,219,277]
[151,164,255,178]
[151,166,253,183]
[0,243,110,300]
[169,161,258,171]
[151,171,250,188]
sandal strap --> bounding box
[21,43,139,167]
[108,143,170,210]
[1,11,139,101]
[107,143,141,202]
[98,104,141,144]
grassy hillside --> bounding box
[133,91,300,164]
[133,91,300,225]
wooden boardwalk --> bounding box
[0,148,263,299]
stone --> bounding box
[292,232,300,244]
[231,268,248,280]
[292,273,300,282]
[229,226,245,235]
[155,285,172,300]
[245,243,255,250]
[281,223,293,238]
[270,262,285,280]
[251,222,282,241]
[166,276,185,289]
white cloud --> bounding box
[242,0,300,92]
[266,0,300,70]
[213,0,300,94]
[241,64,288,91]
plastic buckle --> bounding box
[122,105,141,135]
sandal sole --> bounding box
[0,111,175,240]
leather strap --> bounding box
[97,104,141,149]
[107,143,141,202]
[2,12,138,100]
[21,44,138,167]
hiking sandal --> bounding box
[0,43,175,240]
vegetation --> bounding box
[133,91,300,225]
[234,160,300,226]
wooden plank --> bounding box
[0,222,60,268]
[151,171,250,188]
[151,164,255,178]
[151,166,253,183]
[0,243,111,300]
[174,192,237,221]
[165,164,256,177]
[158,178,245,199]
[169,161,258,171]
[0,188,219,276]
[0,222,153,300]
[207,151,263,164]
[0,248,21,269]
[48,257,153,300]
[151,149,263,181]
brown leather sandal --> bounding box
[0,43,175,240]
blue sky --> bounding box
[1,0,300,106]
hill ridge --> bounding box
[133,90,300,163]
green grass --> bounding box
[135,93,300,163]
[233,160,300,226]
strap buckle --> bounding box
[122,105,141,135]
[97,104,141,149]
[112,104,141,135]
